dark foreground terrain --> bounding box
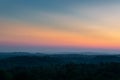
[0,52,120,80]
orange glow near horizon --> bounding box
[0,20,120,50]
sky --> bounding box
[0,0,120,53]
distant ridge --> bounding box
[0,52,120,65]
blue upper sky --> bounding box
[0,0,118,20]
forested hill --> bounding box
[0,52,120,80]
[0,52,120,68]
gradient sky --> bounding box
[0,0,120,53]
